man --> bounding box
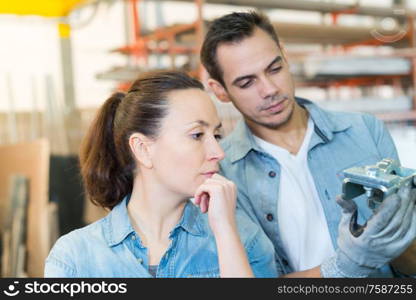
[200,11,416,277]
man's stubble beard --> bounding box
[241,98,295,130]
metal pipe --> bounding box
[158,0,415,18]
[177,21,408,46]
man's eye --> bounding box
[191,133,204,140]
[270,66,282,73]
[214,134,223,141]
[239,80,253,89]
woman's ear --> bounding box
[128,133,154,169]
[207,79,232,103]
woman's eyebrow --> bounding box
[186,120,222,129]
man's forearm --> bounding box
[281,266,321,278]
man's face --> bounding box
[211,27,296,129]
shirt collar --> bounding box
[104,195,135,247]
[225,97,352,163]
[297,97,351,139]
[172,201,205,237]
[104,196,204,247]
[224,118,263,163]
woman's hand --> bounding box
[194,173,237,234]
[194,174,254,277]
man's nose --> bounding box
[259,75,279,99]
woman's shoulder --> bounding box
[46,217,108,264]
[57,216,107,245]
[44,214,124,277]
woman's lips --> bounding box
[201,171,218,178]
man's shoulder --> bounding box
[324,107,377,123]
[311,99,369,119]
[220,122,243,151]
[308,100,382,133]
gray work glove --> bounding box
[321,177,416,277]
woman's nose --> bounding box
[207,138,225,161]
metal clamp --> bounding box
[341,158,416,237]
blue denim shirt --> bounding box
[44,196,277,278]
[219,97,399,277]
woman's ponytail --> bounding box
[79,92,132,209]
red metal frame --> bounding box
[113,2,416,122]
[297,74,411,88]
[330,7,359,25]
[115,0,204,91]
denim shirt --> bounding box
[219,97,399,277]
[44,196,277,278]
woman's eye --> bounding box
[214,134,223,141]
[191,133,204,140]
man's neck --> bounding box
[249,103,309,155]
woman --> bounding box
[44,70,277,278]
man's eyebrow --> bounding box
[231,56,282,86]
[232,74,255,87]
[266,56,282,71]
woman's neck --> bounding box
[127,173,187,243]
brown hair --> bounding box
[201,11,280,87]
[80,70,204,209]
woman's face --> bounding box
[150,88,225,198]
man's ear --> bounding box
[128,133,154,169]
[207,79,232,103]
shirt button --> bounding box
[266,213,274,221]
[268,171,276,178]
[131,235,136,240]
[137,258,143,264]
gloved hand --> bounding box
[321,177,416,277]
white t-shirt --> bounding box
[253,118,335,271]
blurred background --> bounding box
[0,0,415,277]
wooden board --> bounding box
[1,175,29,277]
[0,139,50,277]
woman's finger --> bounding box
[201,195,210,213]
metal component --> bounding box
[342,158,416,237]
[365,166,379,177]
[342,158,416,209]
[363,186,373,198]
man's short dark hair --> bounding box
[200,11,280,87]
